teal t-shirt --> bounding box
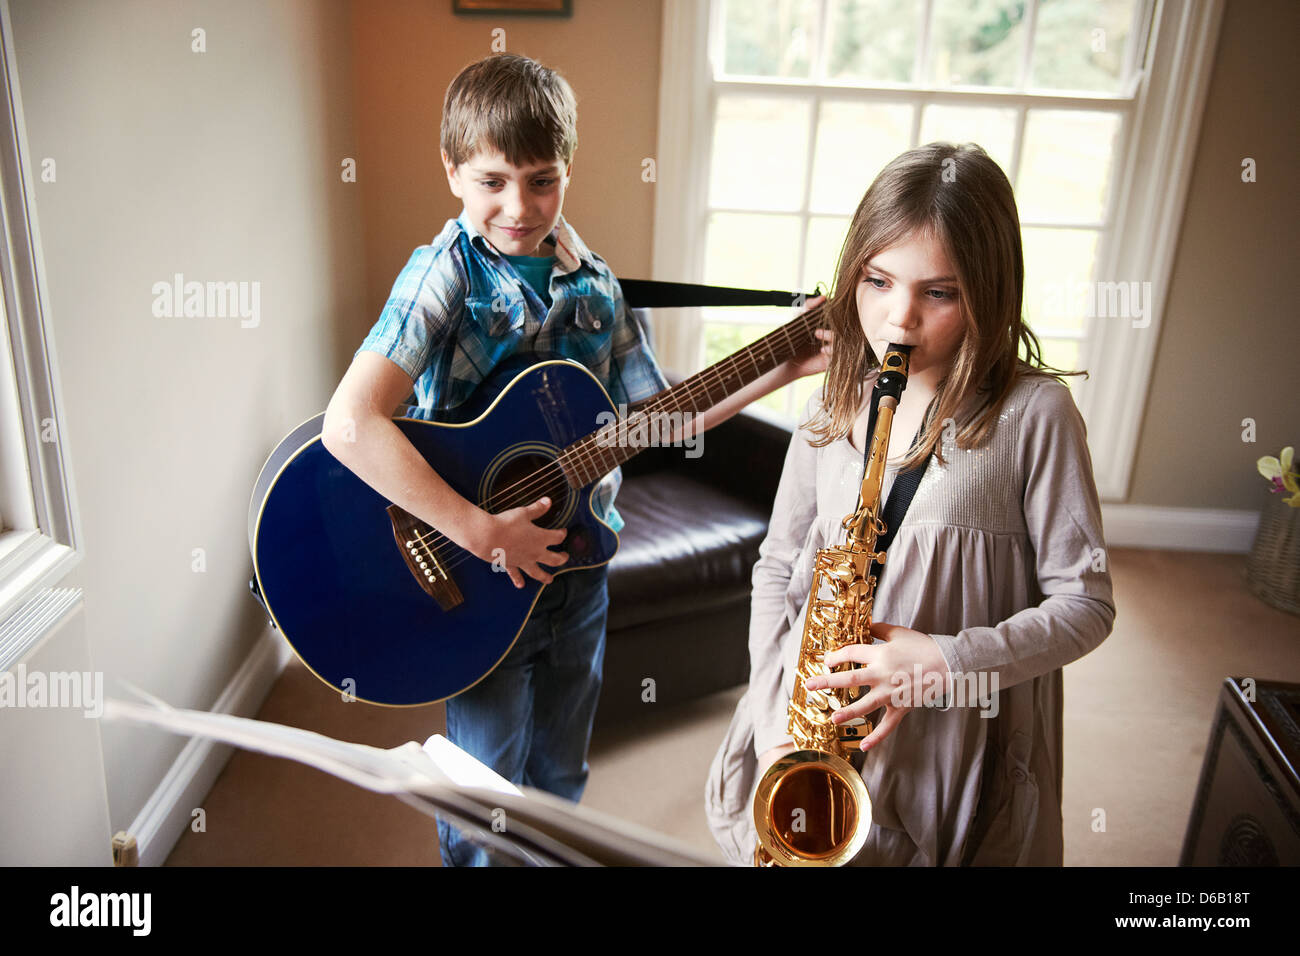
[504,254,556,308]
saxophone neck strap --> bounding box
[865,389,933,583]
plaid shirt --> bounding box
[357,212,668,533]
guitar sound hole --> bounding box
[487,454,571,529]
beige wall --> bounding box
[10,0,366,828]
[1126,0,1299,509]
[348,0,663,332]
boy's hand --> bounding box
[471,497,569,589]
[783,295,832,380]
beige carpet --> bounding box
[165,547,1300,866]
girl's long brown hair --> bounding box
[804,142,1081,468]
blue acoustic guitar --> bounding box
[248,290,820,706]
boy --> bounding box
[321,53,824,866]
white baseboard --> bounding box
[126,628,291,867]
[1101,504,1260,553]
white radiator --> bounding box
[0,587,113,865]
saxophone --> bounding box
[752,343,913,867]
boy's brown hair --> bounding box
[440,54,578,167]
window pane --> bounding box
[1034,338,1082,393]
[756,384,793,417]
[927,0,1028,88]
[804,216,851,292]
[703,321,782,368]
[0,312,37,534]
[1016,110,1120,221]
[704,212,802,289]
[809,101,913,214]
[918,104,1017,178]
[826,0,920,84]
[1021,227,1099,334]
[721,0,817,79]
[789,371,826,422]
[1030,0,1138,94]
[710,95,812,211]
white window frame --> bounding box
[0,0,81,637]
[651,0,1226,502]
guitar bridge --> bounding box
[387,505,464,611]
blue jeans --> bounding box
[437,564,609,867]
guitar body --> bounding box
[248,359,620,707]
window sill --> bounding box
[0,529,80,660]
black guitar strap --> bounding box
[616,278,814,309]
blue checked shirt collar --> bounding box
[454,210,598,277]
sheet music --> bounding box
[421,734,522,796]
[102,694,719,866]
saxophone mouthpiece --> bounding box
[876,345,912,404]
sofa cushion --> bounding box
[606,472,769,631]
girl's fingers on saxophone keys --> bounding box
[820,645,873,670]
[829,684,890,723]
[858,706,906,751]
[804,663,869,691]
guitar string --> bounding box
[402,312,819,579]
[399,311,821,578]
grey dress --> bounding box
[705,371,1116,866]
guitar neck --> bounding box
[563,306,822,486]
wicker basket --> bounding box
[1245,495,1300,616]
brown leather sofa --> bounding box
[596,406,792,725]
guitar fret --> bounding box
[720,358,739,397]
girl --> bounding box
[705,142,1116,866]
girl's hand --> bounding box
[783,295,832,380]
[801,621,952,751]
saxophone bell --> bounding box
[753,750,872,866]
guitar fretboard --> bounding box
[561,307,822,486]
